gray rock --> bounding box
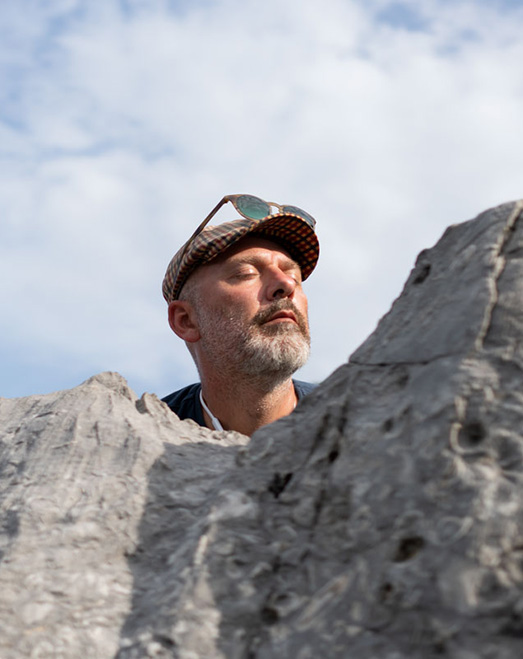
[0,373,248,658]
[2,200,523,658]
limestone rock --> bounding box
[0,373,248,658]
[2,200,523,658]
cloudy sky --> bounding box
[2,0,523,400]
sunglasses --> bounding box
[177,194,317,265]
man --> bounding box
[161,194,320,436]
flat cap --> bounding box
[162,212,319,303]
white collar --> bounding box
[199,389,224,431]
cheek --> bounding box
[222,281,261,306]
[212,288,259,321]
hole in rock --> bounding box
[413,263,431,284]
[260,606,279,625]
[383,418,394,432]
[461,420,486,446]
[154,634,175,649]
[328,448,339,463]
[268,472,293,498]
[393,536,425,562]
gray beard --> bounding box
[237,322,310,383]
[196,299,310,386]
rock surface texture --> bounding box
[2,200,523,658]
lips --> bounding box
[265,310,297,324]
[254,300,308,336]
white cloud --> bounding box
[1,0,523,397]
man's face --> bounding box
[186,236,310,383]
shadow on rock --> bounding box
[116,439,244,658]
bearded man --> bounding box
[161,194,320,436]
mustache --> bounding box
[252,299,309,334]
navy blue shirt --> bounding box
[162,380,316,428]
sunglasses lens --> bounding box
[235,195,271,220]
[282,205,317,228]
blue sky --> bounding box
[2,0,523,399]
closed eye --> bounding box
[231,268,258,280]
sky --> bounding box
[1,0,523,400]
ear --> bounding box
[168,300,201,343]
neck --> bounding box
[199,372,297,436]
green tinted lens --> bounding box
[235,195,271,220]
[282,205,316,228]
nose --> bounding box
[266,268,297,300]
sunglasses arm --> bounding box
[191,197,228,241]
[175,197,228,273]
